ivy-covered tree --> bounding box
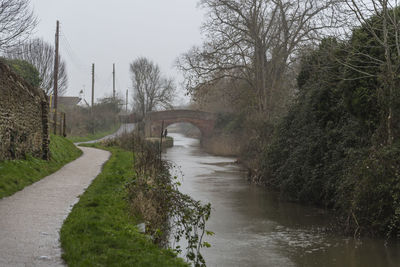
[344,1,400,145]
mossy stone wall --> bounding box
[0,61,49,160]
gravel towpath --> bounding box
[0,146,111,267]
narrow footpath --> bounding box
[0,146,110,266]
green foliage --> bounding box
[258,32,400,238]
[0,135,82,199]
[341,24,381,131]
[344,7,400,142]
[5,59,41,87]
[118,133,212,266]
[60,145,188,266]
[262,39,364,204]
[338,144,400,238]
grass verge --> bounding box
[60,144,188,267]
[0,135,82,199]
[67,123,121,143]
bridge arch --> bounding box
[144,110,216,137]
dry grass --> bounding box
[202,134,241,157]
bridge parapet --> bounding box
[145,109,216,137]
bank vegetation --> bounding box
[61,133,212,266]
[178,0,400,239]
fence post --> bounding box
[41,99,49,160]
[63,113,66,137]
[59,112,62,136]
[159,120,164,164]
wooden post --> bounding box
[113,63,116,100]
[41,98,49,160]
[91,63,95,108]
[63,113,66,137]
[49,94,53,109]
[60,112,63,135]
[91,63,95,134]
[126,89,128,112]
[159,120,164,163]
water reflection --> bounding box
[164,133,400,267]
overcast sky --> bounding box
[30,0,205,106]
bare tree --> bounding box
[6,38,68,96]
[178,0,343,119]
[130,57,175,118]
[342,0,400,144]
[0,0,37,52]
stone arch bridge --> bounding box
[144,110,216,137]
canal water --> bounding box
[164,133,400,267]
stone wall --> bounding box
[0,61,49,161]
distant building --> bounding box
[50,96,88,109]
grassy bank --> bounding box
[0,135,82,199]
[67,123,121,143]
[60,144,188,266]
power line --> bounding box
[98,72,113,95]
[59,33,86,71]
[58,24,119,100]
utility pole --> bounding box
[112,63,116,100]
[91,63,95,108]
[53,20,60,134]
[126,89,128,112]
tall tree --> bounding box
[0,0,37,51]
[6,38,68,96]
[178,0,343,119]
[130,57,175,118]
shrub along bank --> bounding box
[60,143,188,266]
[257,35,400,237]
[0,135,82,199]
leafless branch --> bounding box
[130,57,176,118]
[0,0,37,52]
[177,0,345,117]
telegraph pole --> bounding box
[126,89,128,112]
[112,63,116,100]
[53,20,60,134]
[91,63,95,108]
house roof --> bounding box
[58,97,81,106]
[50,96,81,108]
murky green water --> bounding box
[164,133,400,267]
